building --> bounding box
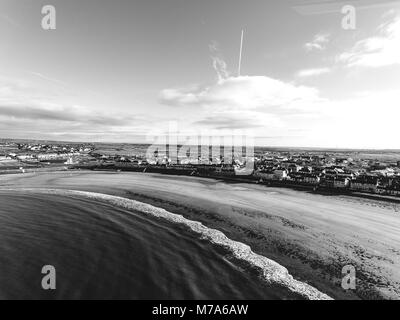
[350,176,379,193]
[288,172,305,183]
[214,164,236,177]
[287,171,320,185]
[334,177,350,189]
[378,177,400,196]
[254,169,275,181]
[273,169,288,180]
[16,154,35,161]
[303,173,320,185]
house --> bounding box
[386,188,400,196]
[323,167,354,180]
[303,173,320,185]
[321,176,350,189]
[288,171,319,185]
[288,172,305,183]
[337,170,354,180]
[378,177,400,196]
[288,163,302,172]
[334,177,350,189]
[281,161,300,172]
[299,166,312,174]
[16,154,35,161]
[350,176,379,193]
[254,169,275,181]
[273,169,288,180]
[214,164,235,176]
[324,167,342,178]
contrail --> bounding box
[238,29,244,77]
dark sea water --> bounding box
[0,190,279,300]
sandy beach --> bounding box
[2,170,400,300]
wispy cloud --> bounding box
[304,33,330,51]
[338,11,400,67]
[0,76,154,140]
[0,14,21,28]
[29,72,69,87]
[209,41,230,82]
[0,103,138,126]
[193,115,265,130]
[296,67,332,77]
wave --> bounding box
[1,187,332,300]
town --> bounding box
[1,140,400,198]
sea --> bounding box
[0,189,329,300]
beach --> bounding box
[1,170,400,299]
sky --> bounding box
[0,0,400,148]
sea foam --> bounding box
[3,188,332,300]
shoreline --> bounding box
[120,190,362,300]
[2,170,400,299]
[1,188,330,300]
[3,166,400,205]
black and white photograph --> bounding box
[1,0,400,306]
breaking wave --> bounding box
[4,188,332,300]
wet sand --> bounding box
[2,170,400,299]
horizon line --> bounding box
[1,136,400,152]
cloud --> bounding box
[296,67,331,77]
[159,70,400,148]
[160,75,320,110]
[305,89,400,149]
[0,103,138,126]
[160,40,324,132]
[0,101,157,143]
[160,84,203,106]
[193,115,265,130]
[339,12,400,67]
[0,14,21,28]
[29,72,68,87]
[0,76,155,140]
[209,41,230,81]
[304,33,330,51]
[160,75,322,131]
